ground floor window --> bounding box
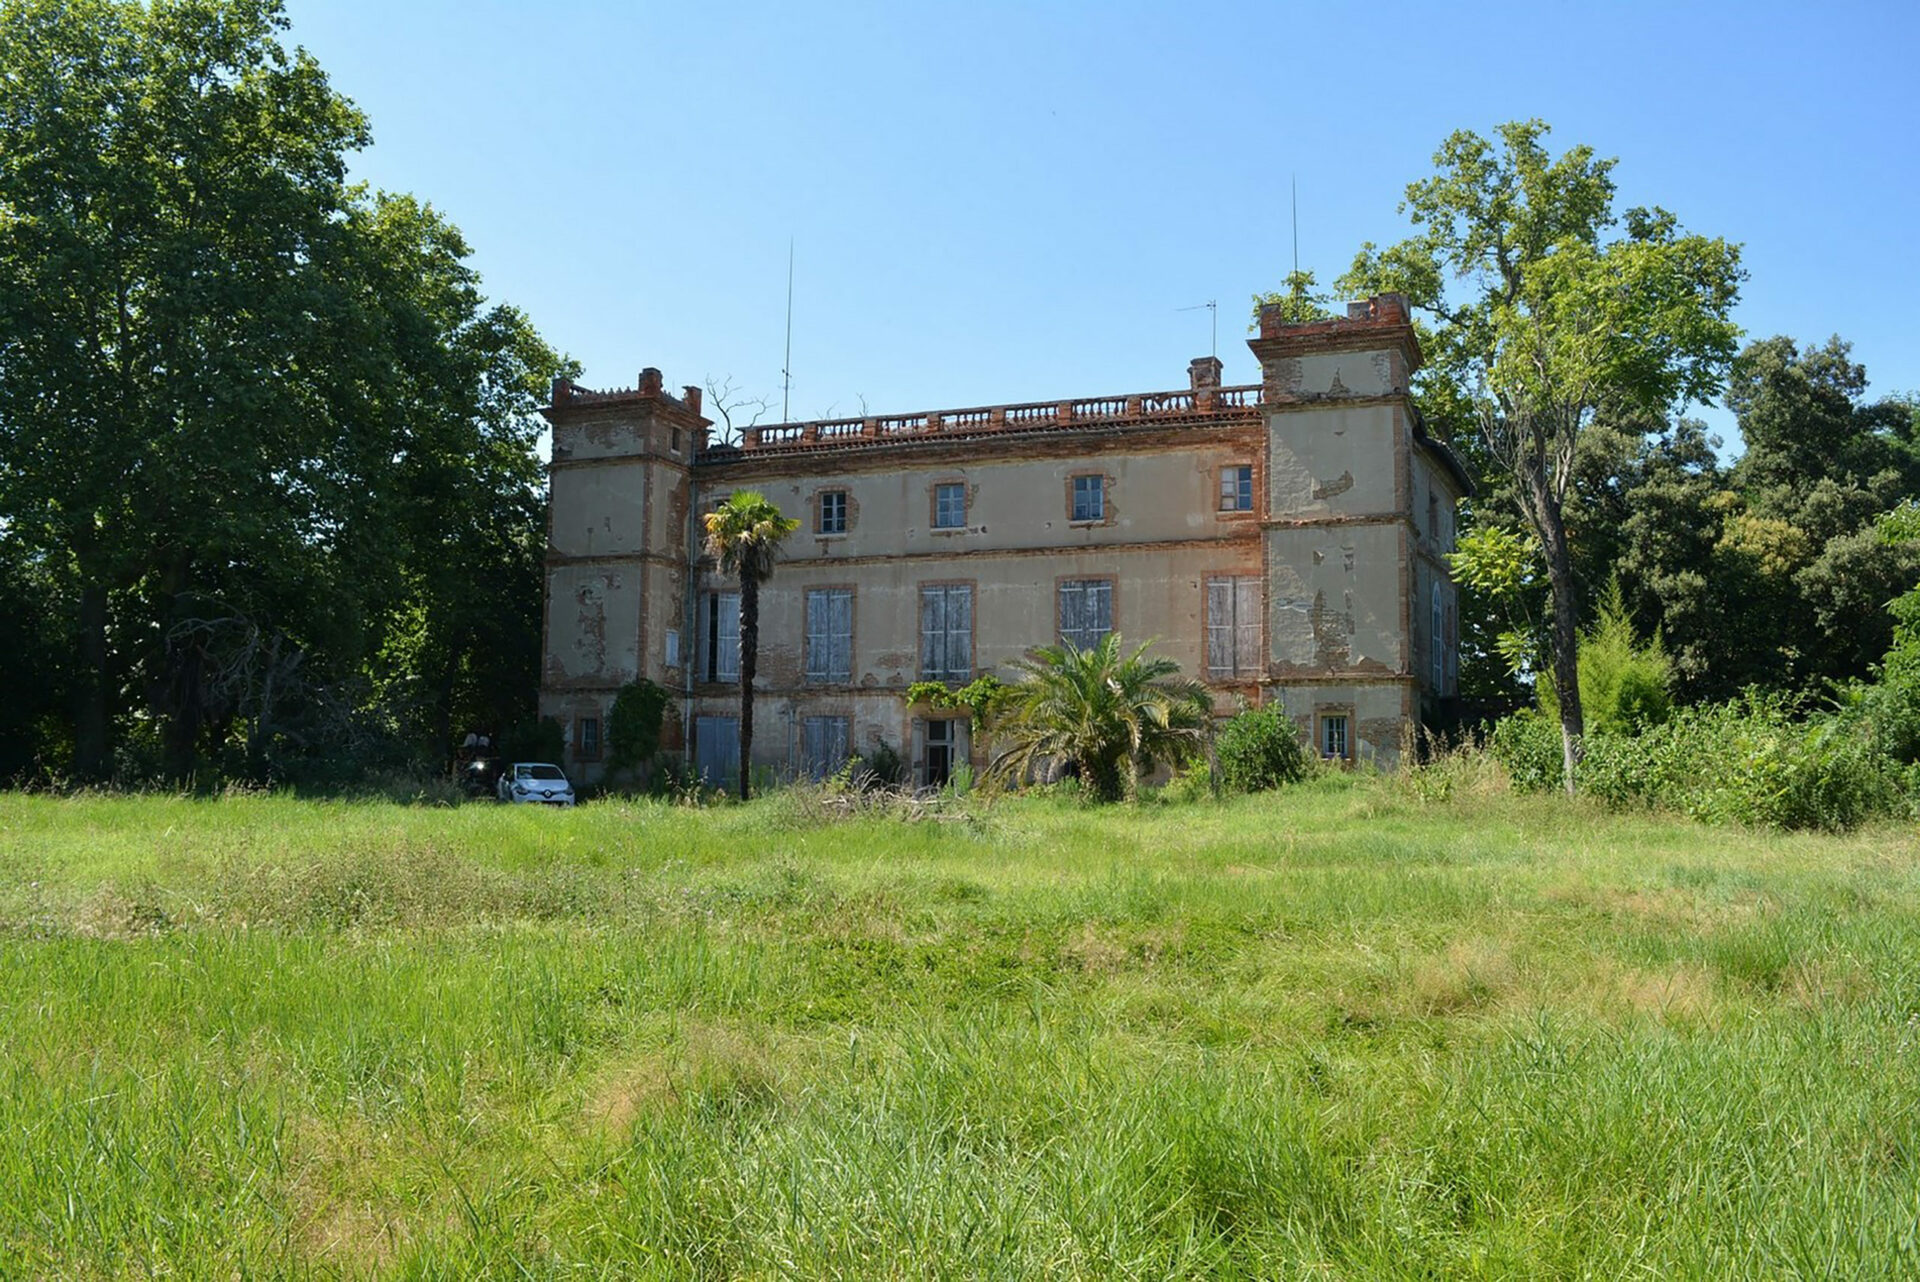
[801,715,851,780]
[694,715,739,786]
[918,717,968,788]
[1318,712,1350,761]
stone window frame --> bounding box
[1314,705,1354,763]
[1203,573,1263,681]
[1056,575,1116,651]
[814,487,852,537]
[929,478,969,533]
[1217,462,1256,516]
[1067,471,1111,526]
[918,579,977,683]
[803,584,857,685]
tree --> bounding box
[702,491,798,800]
[0,0,567,782]
[1342,121,1743,792]
[986,634,1212,802]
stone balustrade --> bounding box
[721,383,1262,457]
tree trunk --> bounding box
[1535,481,1585,796]
[737,573,758,802]
[74,579,110,781]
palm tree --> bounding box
[703,490,799,800]
[986,634,1212,801]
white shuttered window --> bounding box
[805,588,854,683]
[1058,580,1112,650]
[920,585,972,682]
[1206,576,1262,678]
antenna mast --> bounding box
[781,239,794,423]
[1291,174,1299,281]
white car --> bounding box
[497,762,576,806]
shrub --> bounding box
[1540,579,1672,736]
[1488,711,1564,794]
[855,739,905,790]
[1494,696,1907,832]
[1215,707,1308,794]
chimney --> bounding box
[683,384,703,416]
[1188,356,1224,391]
[550,375,572,405]
[638,367,664,397]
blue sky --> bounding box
[283,1,1918,446]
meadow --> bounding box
[2,776,1917,1277]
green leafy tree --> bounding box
[1250,269,1333,327]
[987,634,1211,802]
[702,491,799,801]
[0,0,566,782]
[1342,120,1743,792]
[1540,579,1671,736]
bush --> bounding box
[1488,711,1564,794]
[1215,707,1309,794]
[1493,696,1907,832]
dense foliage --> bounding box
[1214,706,1310,794]
[605,679,671,778]
[1341,120,1743,789]
[988,635,1212,802]
[0,0,568,787]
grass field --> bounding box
[2,776,1918,1277]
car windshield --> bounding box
[519,765,567,781]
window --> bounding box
[920,584,973,682]
[703,591,740,682]
[1320,713,1349,761]
[1206,576,1262,678]
[805,588,854,683]
[1058,579,1112,650]
[817,489,848,535]
[1219,464,1254,512]
[1071,474,1105,522]
[801,716,851,780]
[1431,582,1444,689]
[578,716,601,759]
[933,482,966,530]
[671,426,682,453]
[924,717,955,788]
[1427,492,1439,540]
[665,628,681,668]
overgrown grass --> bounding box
[3,780,1918,1275]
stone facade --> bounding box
[538,294,1472,784]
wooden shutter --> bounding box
[805,590,828,681]
[949,587,971,679]
[921,587,943,678]
[1206,578,1232,677]
[1235,577,1260,676]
